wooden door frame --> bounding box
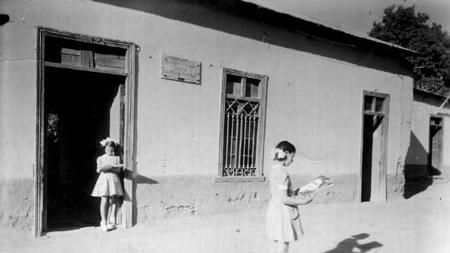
[35,27,138,236]
[358,91,390,202]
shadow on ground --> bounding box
[323,233,383,253]
[403,176,433,199]
[403,166,441,199]
[403,131,443,199]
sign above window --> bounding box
[161,55,201,85]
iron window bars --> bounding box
[221,70,267,178]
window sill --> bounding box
[214,176,266,183]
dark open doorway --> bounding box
[428,116,443,176]
[36,29,137,235]
[361,93,389,202]
[44,68,125,230]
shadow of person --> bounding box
[133,173,159,184]
[118,171,158,203]
[124,170,159,184]
[125,171,158,226]
[323,233,383,253]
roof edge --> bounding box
[239,0,416,55]
[414,87,448,99]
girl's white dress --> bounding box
[266,163,304,242]
[91,154,124,197]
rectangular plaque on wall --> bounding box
[161,55,201,84]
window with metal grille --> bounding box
[219,69,268,179]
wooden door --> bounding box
[361,93,389,202]
[370,115,385,202]
[429,117,443,173]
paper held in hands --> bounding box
[297,176,334,196]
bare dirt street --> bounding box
[2,182,449,253]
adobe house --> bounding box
[0,0,414,236]
[404,88,450,198]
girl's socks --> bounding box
[100,221,108,232]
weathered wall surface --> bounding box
[0,179,34,233]
[134,176,270,223]
[0,0,37,233]
[0,0,413,233]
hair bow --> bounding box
[99,137,116,146]
[271,148,286,159]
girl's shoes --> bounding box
[100,221,108,232]
[99,221,117,232]
[106,222,116,230]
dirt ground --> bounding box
[1,181,450,253]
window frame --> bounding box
[216,68,268,182]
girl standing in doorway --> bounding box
[266,141,318,253]
[91,137,124,232]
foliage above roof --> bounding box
[369,5,450,95]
